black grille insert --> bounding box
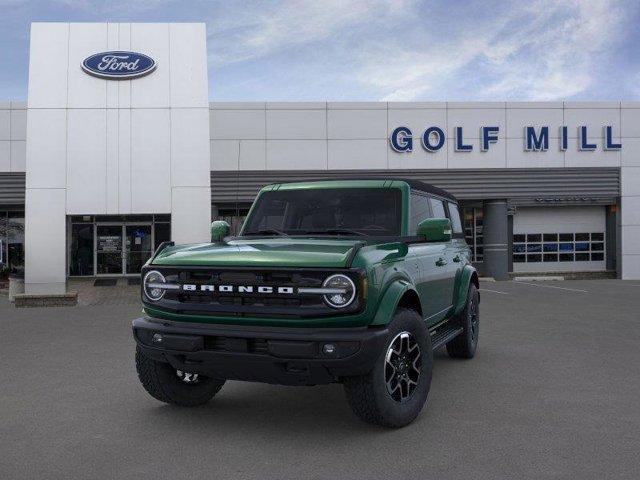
[203,336,269,354]
[144,267,363,318]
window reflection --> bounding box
[513,232,606,263]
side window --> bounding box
[409,193,431,234]
[430,198,447,219]
[447,203,463,234]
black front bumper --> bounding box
[132,317,389,386]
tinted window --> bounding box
[409,193,431,234]
[243,188,402,236]
[447,203,463,234]
[430,198,447,219]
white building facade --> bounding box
[0,22,639,294]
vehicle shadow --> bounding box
[132,352,452,437]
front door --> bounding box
[125,225,153,274]
[96,225,123,275]
[412,242,453,326]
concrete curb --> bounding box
[14,292,78,308]
[514,276,564,282]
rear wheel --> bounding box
[446,283,479,359]
[342,308,433,428]
[135,346,225,406]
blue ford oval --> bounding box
[82,51,156,79]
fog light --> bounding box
[323,343,336,354]
[152,333,163,343]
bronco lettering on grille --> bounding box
[181,284,295,294]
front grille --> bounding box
[144,267,363,319]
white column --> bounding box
[171,187,211,244]
[25,189,66,294]
[168,23,211,245]
[621,104,640,279]
[24,24,69,294]
[620,166,640,279]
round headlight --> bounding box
[322,274,356,309]
[143,270,166,301]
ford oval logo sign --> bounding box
[82,51,156,80]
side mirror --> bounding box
[211,220,231,243]
[417,218,452,242]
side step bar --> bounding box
[430,323,464,350]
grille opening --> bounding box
[187,271,214,281]
[152,268,362,318]
[203,336,270,354]
[219,272,258,283]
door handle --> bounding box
[453,255,461,263]
[436,257,447,267]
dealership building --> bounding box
[1,22,640,295]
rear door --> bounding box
[446,201,468,276]
[446,201,470,306]
[428,197,457,316]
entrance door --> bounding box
[96,225,123,275]
[125,225,153,274]
[95,223,153,276]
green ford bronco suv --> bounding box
[133,179,480,427]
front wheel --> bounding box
[342,308,433,428]
[135,346,225,406]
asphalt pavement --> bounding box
[1,279,639,480]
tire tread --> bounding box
[135,346,224,407]
[343,308,432,428]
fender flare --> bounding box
[370,279,419,326]
[453,265,479,316]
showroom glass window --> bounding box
[0,211,25,275]
[68,215,172,276]
[70,220,94,276]
[0,212,5,274]
[462,207,484,262]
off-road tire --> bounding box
[446,283,479,359]
[342,308,433,428]
[135,346,225,406]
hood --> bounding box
[152,237,364,268]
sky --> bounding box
[1,0,639,102]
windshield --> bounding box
[242,188,402,236]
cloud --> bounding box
[358,0,629,101]
[206,0,632,101]
[16,0,176,11]
[207,0,413,66]
[479,0,626,100]
[0,0,636,101]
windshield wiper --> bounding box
[303,228,366,236]
[243,229,289,237]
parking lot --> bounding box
[1,279,639,480]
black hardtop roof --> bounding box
[395,179,457,202]
[275,178,458,203]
